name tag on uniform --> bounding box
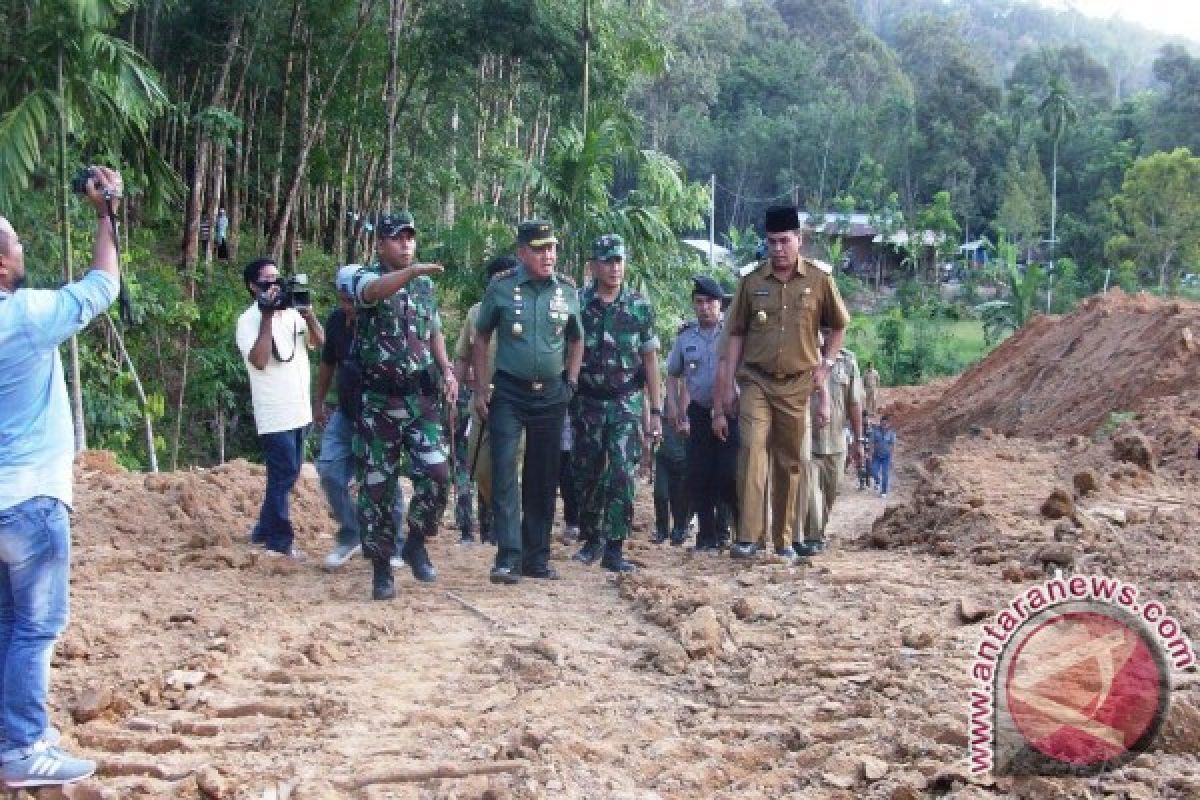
[753,289,770,296]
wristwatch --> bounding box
[650,408,663,416]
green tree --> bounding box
[976,233,1043,343]
[1107,148,1200,292]
[0,0,169,452]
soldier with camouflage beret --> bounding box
[352,211,457,600]
[571,234,663,573]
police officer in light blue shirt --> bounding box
[0,166,123,788]
[666,275,739,551]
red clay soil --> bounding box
[894,291,1200,445]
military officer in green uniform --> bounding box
[571,234,663,573]
[471,220,583,584]
[352,212,457,600]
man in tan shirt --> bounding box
[800,346,864,555]
[713,206,850,560]
[863,360,881,415]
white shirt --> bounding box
[236,306,313,435]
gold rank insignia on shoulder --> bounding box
[490,267,518,284]
[811,258,834,275]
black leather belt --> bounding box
[495,370,556,393]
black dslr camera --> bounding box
[70,167,116,199]
[258,273,312,311]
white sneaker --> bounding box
[2,741,96,788]
[323,543,361,570]
[390,555,406,568]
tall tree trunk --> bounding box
[268,0,302,232]
[182,15,243,270]
[229,88,256,263]
[581,0,591,134]
[103,315,159,472]
[269,3,375,262]
[382,0,407,212]
[57,49,86,452]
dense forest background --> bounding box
[1,0,1198,470]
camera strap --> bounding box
[269,314,299,363]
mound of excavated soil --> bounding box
[898,291,1200,447]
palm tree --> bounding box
[0,0,170,451]
[1038,77,1077,273]
[975,234,1042,343]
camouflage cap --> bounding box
[516,219,557,247]
[592,233,626,261]
[378,211,416,238]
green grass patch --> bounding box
[846,314,995,386]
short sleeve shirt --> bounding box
[236,306,312,434]
[811,349,866,454]
[320,307,359,416]
[475,265,582,384]
[666,320,723,409]
[578,284,658,396]
[726,259,850,375]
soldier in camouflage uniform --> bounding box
[352,212,458,600]
[571,234,663,573]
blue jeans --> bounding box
[258,427,306,553]
[0,497,70,756]
[316,411,405,549]
[872,453,892,494]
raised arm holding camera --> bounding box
[236,258,323,558]
[0,165,123,788]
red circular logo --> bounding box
[1001,606,1169,772]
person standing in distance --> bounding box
[0,166,123,788]
[471,221,583,585]
[713,206,849,561]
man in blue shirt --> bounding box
[870,414,897,498]
[0,165,123,788]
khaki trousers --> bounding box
[467,410,524,513]
[736,369,812,551]
[802,450,846,542]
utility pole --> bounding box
[709,173,716,268]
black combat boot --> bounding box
[372,558,395,601]
[600,540,636,574]
[400,535,437,583]
[572,538,602,565]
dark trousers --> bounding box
[257,427,306,553]
[489,374,568,572]
[654,451,689,535]
[686,402,739,548]
[559,450,579,527]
